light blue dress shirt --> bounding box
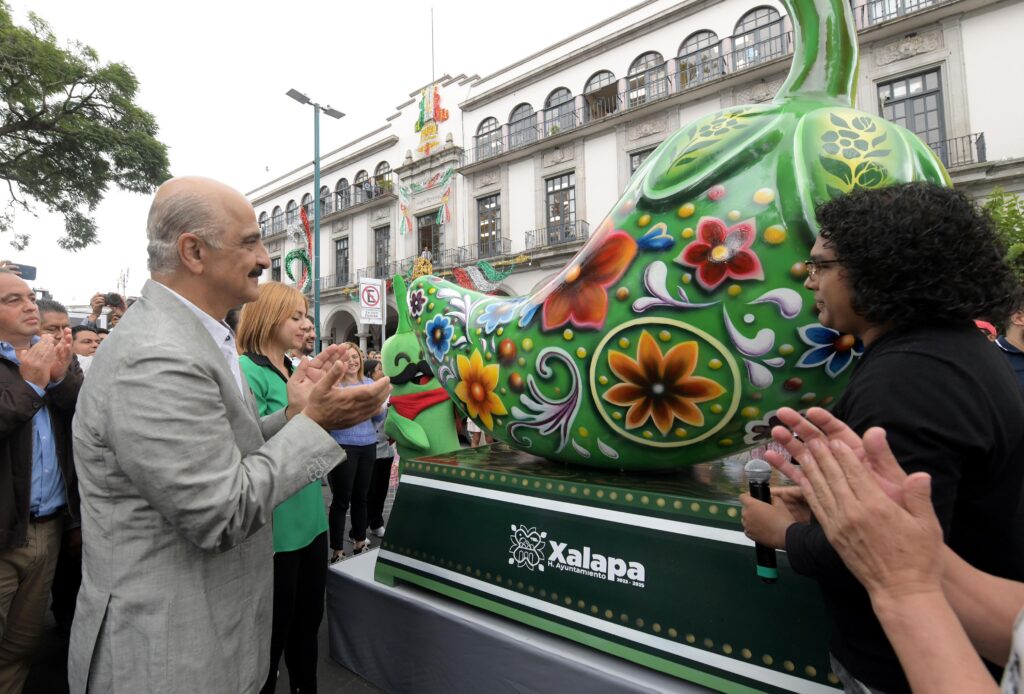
[0,336,66,516]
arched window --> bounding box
[373,162,392,195]
[678,31,722,88]
[271,205,283,233]
[335,178,350,210]
[475,117,503,161]
[319,185,331,215]
[301,192,313,217]
[584,70,618,121]
[733,7,787,70]
[285,200,298,225]
[508,103,536,150]
[354,170,369,203]
[258,211,269,236]
[374,161,391,177]
[543,88,576,136]
[627,52,667,108]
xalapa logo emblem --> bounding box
[508,524,547,571]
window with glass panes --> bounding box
[417,212,443,260]
[627,52,667,108]
[630,148,656,175]
[732,8,786,70]
[866,0,934,25]
[678,31,722,88]
[545,173,576,245]
[508,104,536,149]
[374,227,389,273]
[475,118,503,161]
[335,237,349,285]
[878,70,945,162]
[544,88,575,136]
[270,257,281,282]
[477,195,501,257]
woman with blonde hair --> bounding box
[237,282,328,694]
[327,342,386,562]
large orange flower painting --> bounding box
[603,331,725,435]
[454,350,508,429]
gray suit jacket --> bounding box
[69,280,343,693]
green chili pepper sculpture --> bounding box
[409,0,948,471]
[382,276,461,464]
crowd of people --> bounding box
[0,176,1022,694]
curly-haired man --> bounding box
[743,182,1024,693]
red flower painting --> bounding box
[541,230,637,331]
[677,217,764,291]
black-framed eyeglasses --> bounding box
[804,259,841,279]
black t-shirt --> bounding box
[785,324,1024,693]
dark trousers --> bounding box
[328,444,375,548]
[367,456,393,530]
[49,531,82,633]
[260,531,328,694]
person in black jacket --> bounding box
[741,183,1024,693]
[0,270,82,691]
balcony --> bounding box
[262,214,286,239]
[433,237,513,269]
[850,0,956,29]
[524,221,590,250]
[304,272,354,295]
[328,172,397,218]
[929,132,986,169]
[356,257,417,282]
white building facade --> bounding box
[247,0,1024,351]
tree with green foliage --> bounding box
[0,2,170,250]
[983,187,1024,286]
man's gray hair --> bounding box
[146,192,223,273]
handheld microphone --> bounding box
[744,459,778,583]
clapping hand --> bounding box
[301,360,391,430]
[17,338,57,390]
[765,407,908,506]
[798,437,942,600]
[50,327,73,383]
[285,344,349,418]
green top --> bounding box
[240,353,328,553]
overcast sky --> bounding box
[4,0,622,305]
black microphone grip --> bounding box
[748,478,778,583]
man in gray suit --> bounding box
[69,176,391,693]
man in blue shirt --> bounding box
[996,308,1024,391]
[0,270,82,692]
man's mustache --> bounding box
[389,359,435,386]
[248,267,263,277]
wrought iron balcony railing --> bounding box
[323,172,397,216]
[524,221,590,250]
[928,132,986,169]
[356,257,417,282]
[433,237,513,269]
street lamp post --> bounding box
[286,88,344,355]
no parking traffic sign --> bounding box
[359,278,384,325]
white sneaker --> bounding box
[370,525,386,538]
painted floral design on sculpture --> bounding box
[603,330,725,435]
[540,230,637,331]
[477,298,525,334]
[795,323,863,378]
[743,410,786,445]
[424,314,453,362]
[408,288,427,318]
[508,525,547,572]
[454,350,508,429]
[676,217,764,292]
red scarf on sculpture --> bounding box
[389,387,451,420]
